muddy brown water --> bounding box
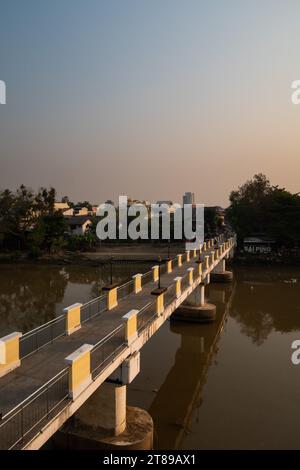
[0,263,299,449]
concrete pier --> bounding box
[54,382,153,450]
[171,282,216,323]
[210,258,233,283]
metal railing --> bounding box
[117,280,134,301]
[91,324,126,379]
[137,301,156,332]
[15,241,225,362]
[20,315,66,359]
[141,270,153,285]
[160,263,167,275]
[181,272,191,292]
[0,236,234,450]
[0,368,69,450]
[80,293,107,324]
[164,283,177,307]
[17,251,192,360]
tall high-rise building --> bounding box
[183,192,195,205]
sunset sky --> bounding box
[0,0,300,206]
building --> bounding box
[243,237,276,254]
[156,200,173,206]
[62,207,74,216]
[54,201,70,212]
[65,216,93,236]
[73,206,89,216]
[183,192,195,205]
[105,200,114,206]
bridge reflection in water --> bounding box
[148,283,235,450]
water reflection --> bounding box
[230,267,300,345]
[2,263,300,449]
[0,263,149,336]
[0,265,68,335]
[148,283,235,449]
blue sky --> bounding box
[0,0,300,205]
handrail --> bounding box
[0,235,235,449]
[17,239,232,355]
[20,314,65,339]
[1,367,69,422]
[9,237,236,360]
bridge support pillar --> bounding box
[76,382,127,436]
[210,259,233,283]
[171,283,216,323]
[54,382,153,450]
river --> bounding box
[0,263,299,449]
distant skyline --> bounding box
[1,0,300,206]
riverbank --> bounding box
[0,244,184,266]
[233,251,300,266]
[1,246,300,266]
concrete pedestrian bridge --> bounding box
[0,235,235,450]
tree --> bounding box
[0,185,63,251]
[0,185,37,249]
[30,211,67,253]
[226,174,300,247]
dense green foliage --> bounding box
[0,186,67,252]
[226,174,300,247]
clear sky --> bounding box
[0,0,300,206]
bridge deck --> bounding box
[0,256,200,417]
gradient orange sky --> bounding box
[0,0,300,206]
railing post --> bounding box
[211,251,215,264]
[193,248,197,258]
[0,332,22,378]
[122,310,138,345]
[152,265,159,282]
[65,344,93,399]
[203,241,207,251]
[151,287,167,316]
[64,303,82,336]
[185,250,190,262]
[122,310,139,346]
[166,259,172,273]
[174,276,182,298]
[102,285,118,310]
[196,260,203,278]
[177,254,182,267]
[205,255,210,270]
[187,267,194,286]
[132,274,142,294]
[156,293,164,315]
